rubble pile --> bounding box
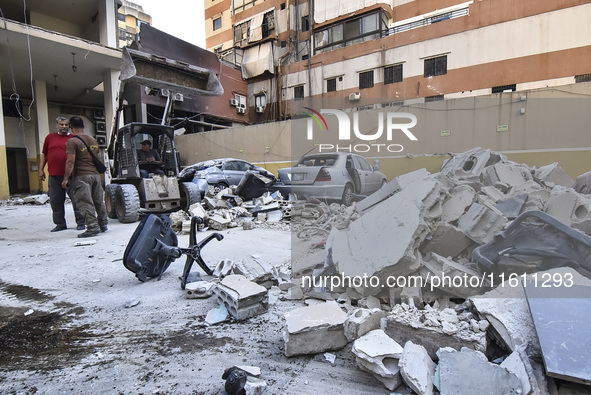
[170,187,292,233]
[278,148,591,394]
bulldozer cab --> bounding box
[112,123,177,179]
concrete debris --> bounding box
[434,347,523,395]
[185,281,216,299]
[469,282,542,358]
[212,274,268,321]
[283,300,347,357]
[381,303,487,360]
[22,194,50,205]
[457,202,507,244]
[534,162,574,187]
[398,341,436,395]
[344,308,386,342]
[205,303,229,325]
[352,329,403,390]
[573,170,591,194]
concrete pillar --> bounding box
[103,68,120,138]
[34,80,49,193]
[0,75,10,199]
[99,0,118,48]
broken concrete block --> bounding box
[381,304,487,360]
[419,253,490,298]
[482,162,532,189]
[440,184,475,222]
[469,283,542,358]
[232,255,274,285]
[544,189,578,225]
[242,220,255,230]
[399,341,436,395]
[480,185,507,203]
[213,275,268,321]
[23,194,50,205]
[494,193,528,219]
[285,285,303,300]
[419,223,473,260]
[283,300,347,357]
[573,170,591,194]
[208,214,231,230]
[500,348,533,395]
[185,281,216,299]
[213,259,235,278]
[434,347,522,395]
[189,203,207,218]
[440,148,505,178]
[400,287,423,309]
[204,196,217,210]
[356,168,430,215]
[457,203,508,244]
[244,376,267,395]
[332,178,442,295]
[534,162,574,187]
[352,329,403,391]
[344,308,386,342]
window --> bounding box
[280,3,286,10]
[117,13,125,22]
[491,84,516,93]
[294,85,304,101]
[280,40,287,48]
[314,11,385,53]
[384,64,403,85]
[424,55,447,77]
[301,16,310,32]
[425,95,444,102]
[359,70,374,89]
[213,17,222,31]
[327,78,337,92]
[576,73,591,83]
[235,94,246,109]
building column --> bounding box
[34,80,49,193]
[0,75,9,199]
[103,69,120,138]
[99,0,118,48]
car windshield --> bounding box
[296,155,338,167]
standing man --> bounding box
[39,116,85,232]
[62,116,108,238]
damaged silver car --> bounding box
[274,152,387,205]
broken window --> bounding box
[262,11,275,38]
[234,21,250,47]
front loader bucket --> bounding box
[120,47,223,97]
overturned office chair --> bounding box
[123,214,223,289]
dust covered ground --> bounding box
[0,202,392,394]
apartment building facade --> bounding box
[205,0,591,120]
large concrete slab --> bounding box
[399,341,436,395]
[332,178,443,295]
[524,268,591,386]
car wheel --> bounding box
[342,183,354,206]
[105,184,119,219]
[213,182,229,194]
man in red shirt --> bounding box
[38,116,85,232]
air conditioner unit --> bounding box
[96,121,106,132]
[173,93,184,102]
[95,134,107,148]
[94,109,105,120]
[256,106,265,113]
[237,107,246,114]
[229,98,238,106]
[349,92,361,101]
